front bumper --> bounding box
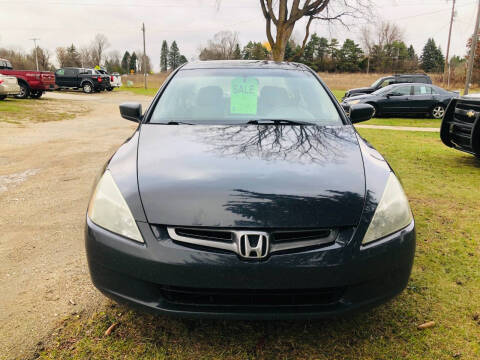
[0,83,20,95]
[86,218,415,320]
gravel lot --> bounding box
[0,91,152,360]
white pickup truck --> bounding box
[96,69,122,91]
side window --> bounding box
[429,86,440,95]
[413,85,431,95]
[394,86,411,95]
[0,60,6,68]
[64,69,76,76]
[56,69,65,75]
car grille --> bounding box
[442,98,480,155]
[159,285,344,307]
[159,226,337,257]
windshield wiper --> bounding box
[246,119,315,125]
[165,121,195,125]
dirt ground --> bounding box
[0,91,152,360]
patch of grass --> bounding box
[363,117,441,128]
[117,86,158,96]
[36,130,480,360]
[0,97,87,124]
[331,89,345,101]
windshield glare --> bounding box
[149,68,342,125]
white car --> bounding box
[96,69,122,91]
[109,72,122,89]
[0,73,20,100]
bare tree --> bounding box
[79,46,93,68]
[34,47,51,70]
[55,47,67,68]
[375,21,403,48]
[90,33,110,66]
[259,0,372,61]
[198,31,239,60]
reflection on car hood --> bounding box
[345,94,374,102]
[137,124,366,228]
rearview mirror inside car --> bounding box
[349,103,375,124]
[119,102,142,122]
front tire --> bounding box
[30,90,43,99]
[82,82,93,94]
[432,105,446,119]
[0,95,6,100]
[15,82,30,99]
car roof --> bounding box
[181,60,308,71]
[393,74,428,77]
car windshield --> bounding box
[371,77,386,88]
[149,68,342,125]
[371,85,395,95]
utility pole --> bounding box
[465,0,480,95]
[142,23,147,89]
[30,38,40,71]
[443,0,456,86]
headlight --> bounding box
[348,99,361,105]
[87,170,143,243]
[362,173,413,245]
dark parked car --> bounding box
[86,60,415,319]
[55,67,110,93]
[344,74,432,99]
[441,95,480,158]
[342,83,458,119]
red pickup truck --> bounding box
[0,58,55,99]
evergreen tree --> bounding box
[233,44,242,60]
[160,40,169,72]
[168,41,180,70]
[129,52,137,73]
[242,41,255,59]
[179,55,188,66]
[328,39,340,62]
[284,41,294,61]
[407,45,416,60]
[421,38,443,72]
[121,51,130,74]
[65,44,81,67]
[303,33,320,66]
[435,46,445,71]
[337,39,363,72]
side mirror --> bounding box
[119,102,142,122]
[349,103,375,124]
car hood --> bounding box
[137,124,366,228]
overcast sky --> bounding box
[0,0,477,71]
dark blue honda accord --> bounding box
[86,60,415,319]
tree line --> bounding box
[0,27,465,81]
[198,26,446,75]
